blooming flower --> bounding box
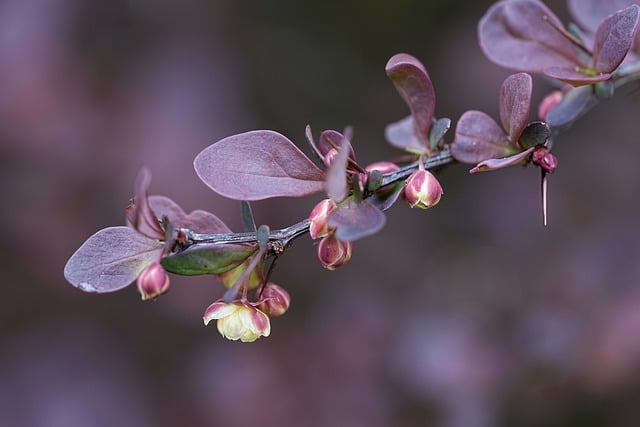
[203,301,271,342]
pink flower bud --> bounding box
[323,148,339,168]
[317,234,353,270]
[257,283,291,317]
[309,199,338,239]
[404,169,443,209]
[532,147,558,173]
[365,161,400,175]
[538,91,563,121]
[136,262,170,300]
[203,301,271,342]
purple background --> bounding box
[2,0,640,426]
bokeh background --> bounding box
[2,0,640,426]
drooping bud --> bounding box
[203,301,271,342]
[217,256,263,291]
[257,283,291,317]
[532,146,559,174]
[309,198,338,239]
[404,169,443,209]
[317,234,353,270]
[136,262,170,300]
[538,91,563,121]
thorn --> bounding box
[541,170,548,227]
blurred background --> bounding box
[2,0,640,426]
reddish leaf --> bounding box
[591,5,639,72]
[470,147,535,173]
[543,67,611,86]
[451,110,516,164]
[479,0,582,72]
[386,53,435,151]
[318,130,356,161]
[500,73,532,142]
[126,168,164,239]
[149,195,232,233]
[194,130,325,201]
[327,200,386,241]
[325,141,350,202]
[384,116,425,153]
[64,226,163,293]
[568,0,637,33]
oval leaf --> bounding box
[451,110,515,164]
[385,116,426,153]
[327,200,386,241]
[161,243,257,275]
[592,4,639,73]
[386,53,435,150]
[568,0,634,32]
[543,66,611,86]
[545,86,594,127]
[500,73,532,142]
[470,147,535,173]
[479,0,582,72]
[194,130,325,201]
[64,226,163,293]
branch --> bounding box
[180,149,455,252]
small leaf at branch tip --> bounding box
[257,224,270,249]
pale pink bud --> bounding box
[365,161,400,175]
[136,262,170,300]
[309,199,338,239]
[257,283,291,317]
[323,148,339,168]
[203,301,271,342]
[538,91,563,121]
[404,169,443,209]
[317,234,353,270]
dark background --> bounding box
[2,0,640,426]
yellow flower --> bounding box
[203,301,271,342]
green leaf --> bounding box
[161,243,256,275]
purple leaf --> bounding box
[429,117,451,149]
[568,0,637,33]
[194,130,325,201]
[470,147,535,173]
[479,0,582,72]
[149,195,232,234]
[543,67,611,86]
[451,110,516,164]
[327,200,386,241]
[64,226,164,293]
[325,141,350,202]
[148,195,185,223]
[318,130,356,161]
[386,53,435,151]
[591,5,640,73]
[384,116,425,153]
[126,168,164,240]
[545,86,594,127]
[500,73,532,142]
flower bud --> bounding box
[404,169,443,209]
[532,147,558,173]
[309,199,337,239]
[317,234,353,270]
[323,148,339,168]
[257,283,291,317]
[537,90,563,121]
[217,257,263,290]
[365,161,400,175]
[203,301,271,342]
[136,262,170,300]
